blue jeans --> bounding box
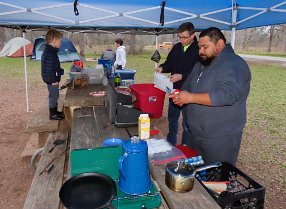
[47,84,59,108]
[167,99,189,146]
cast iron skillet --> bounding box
[59,172,116,209]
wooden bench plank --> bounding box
[152,165,220,209]
[70,107,101,150]
[64,84,106,107]
[27,94,65,133]
[23,132,68,209]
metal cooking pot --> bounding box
[165,161,222,192]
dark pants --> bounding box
[116,65,123,69]
[167,100,188,146]
[186,131,243,165]
[47,84,59,108]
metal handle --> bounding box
[118,153,128,179]
[194,162,222,173]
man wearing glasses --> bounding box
[155,22,199,146]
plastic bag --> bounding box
[151,50,161,63]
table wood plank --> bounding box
[152,165,221,209]
[70,107,101,150]
[94,107,131,140]
[23,132,68,209]
[64,84,106,107]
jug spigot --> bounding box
[131,136,139,143]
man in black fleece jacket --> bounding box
[156,22,199,146]
[173,27,251,165]
[41,29,65,120]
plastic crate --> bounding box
[130,84,165,118]
[196,162,265,209]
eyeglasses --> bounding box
[177,35,191,40]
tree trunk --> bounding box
[79,33,86,60]
[0,28,6,50]
[129,34,136,55]
[267,25,275,53]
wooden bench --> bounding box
[23,131,69,209]
[21,94,65,160]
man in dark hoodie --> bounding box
[173,27,251,165]
[155,22,199,146]
[41,29,65,120]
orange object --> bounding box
[74,61,84,69]
[9,43,33,57]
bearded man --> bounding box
[172,27,251,165]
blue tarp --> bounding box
[0,0,286,33]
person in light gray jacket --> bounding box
[100,48,115,62]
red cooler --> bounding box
[130,84,166,118]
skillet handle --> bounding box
[194,162,222,173]
[118,153,128,179]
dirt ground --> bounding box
[0,76,285,209]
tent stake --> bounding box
[23,30,29,112]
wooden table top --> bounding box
[24,91,220,209]
[69,107,220,209]
[64,84,106,107]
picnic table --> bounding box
[24,86,220,209]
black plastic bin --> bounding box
[196,162,265,209]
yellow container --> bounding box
[138,114,150,140]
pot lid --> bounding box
[123,136,147,153]
[166,161,196,177]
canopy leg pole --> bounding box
[231,27,236,50]
[23,31,29,112]
[231,1,237,50]
[155,35,158,68]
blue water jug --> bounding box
[118,136,151,195]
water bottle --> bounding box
[114,73,121,87]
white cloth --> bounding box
[146,139,173,156]
[114,46,126,68]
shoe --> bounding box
[56,109,65,119]
[55,103,65,119]
[49,108,62,120]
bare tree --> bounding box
[267,25,275,53]
[129,34,136,55]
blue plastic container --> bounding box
[102,138,123,147]
[115,69,136,80]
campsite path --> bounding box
[239,54,286,67]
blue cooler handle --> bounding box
[118,153,128,179]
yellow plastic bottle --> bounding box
[138,114,150,140]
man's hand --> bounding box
[172,91,192,106]
[155,67,163,73]
[170,74,182,83]
[52,82,59,86]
